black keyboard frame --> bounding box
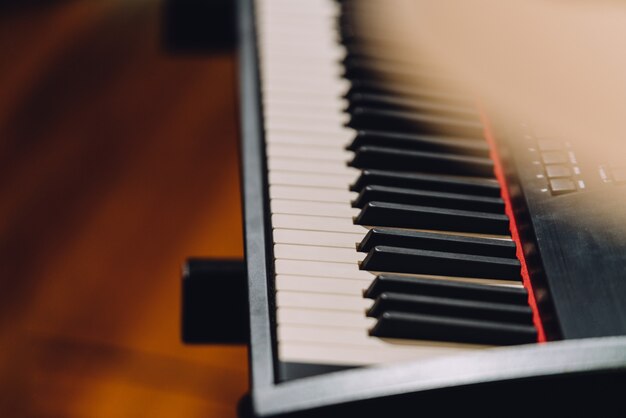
[237,0,626,415]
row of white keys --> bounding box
[256,0,516,366]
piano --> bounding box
[181,0,626,416]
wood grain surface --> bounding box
[0,1,248,417]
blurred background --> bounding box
[0,0,247,417]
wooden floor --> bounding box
[0,1,248,417]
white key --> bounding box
[266,144,352,161]
[275,275,369,295]
[276,307,374,329]
[269,186,356,203]
[276,291,372,312]
[271,214,365,234]
[269,158,357,175]
[265,117,350,134]
[278,340,483,366]
[269,172,357,189]
[271,199,359,217]
[278,325,489,351]
[264,109,349,125]
[275,259,373,280]
[274,243,365,263]
[265,133,351,148]
[273,229,362,248]
[264,99,346,112]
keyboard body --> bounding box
[237,0,626,415]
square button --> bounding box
[545,165,572,179]
[612,167,626,184]
[541,151,568,165]
[549,178,576,195]
[537,139,563,151]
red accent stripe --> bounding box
[478,108,547,343]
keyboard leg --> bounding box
[181,258,248,344]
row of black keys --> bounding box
[337,1,538,345]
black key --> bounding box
[354,202,511,235]
[367,292,534,325]
[345,93,479,120]
[360,246,521,281]
[364,275,529,305]
[349,146,495,177]
[346,79,473,108]
[350,169,501,197]
[342,48,441,75]
[369,311,538,345]
[347,130,489,157]
[348,107,484,138]
[352,185,505,213]
[343,58,453,86]
[358,229,517,258]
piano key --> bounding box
[270,186,356,203]
[264,98,348,114]
[272,214,365,234]
[360,246,521,281]
[264,105,348,121]
[348,103,483,133]
[350,146,495,177]
[266,121,351,137]
[266,144,353,161]
[348,107,485,138]
[364,275,529,304]
[273,229,363,248]
[352,185,505,213]
[370,311,537,345]
[261,56,344,72]
[345,93,479,120]
[278,340,484,366]
[263,86,347,102]
[261,76,350,93]
[269,158,358,175]
[265,107,349,123]
[347,130,490,157]
[341,42,428,66]
[261,60,344,77]
[277,307,375,329]
[265,129,352,147]
[342,59,458,87]
[358,228,517,258]
[346,79,473,108]
[277,291,372,312]
[275,259,373,280]
[354,202,511,235]
[271,200,360,217]
[276,275,369,296]
[274,244,365,263]
[367,292,533,324]
[261,47,346,61]
[259,31,340,47]
[259,7,338,18]
[350,169,501,197]
[366,273,526,289]
[278,324,488,351]
[269,172,357,189]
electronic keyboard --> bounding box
[182,0,626,415]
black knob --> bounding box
[181,258,248,344]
